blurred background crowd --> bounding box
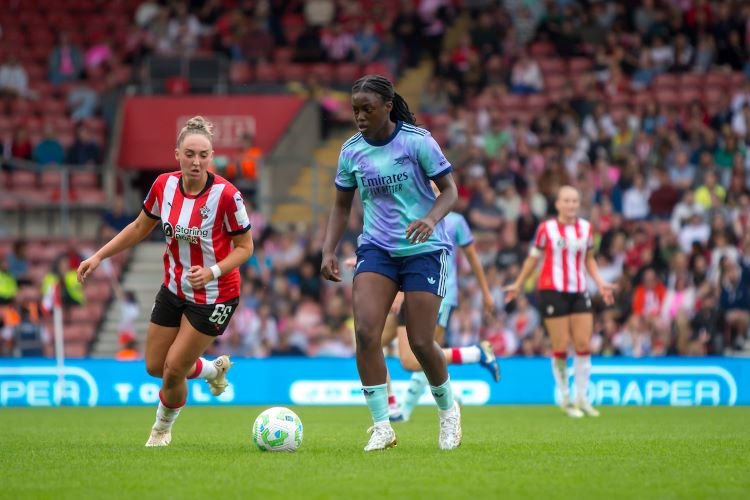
[1,0,749,359]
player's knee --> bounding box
[162,361,187,381]
[400,356,421,372]
[354,323,381,352]
[407,336,435,358]
[146,360,164,378]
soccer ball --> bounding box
[252,407,303,452]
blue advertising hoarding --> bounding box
[0,357,747,407]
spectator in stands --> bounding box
[32,126,65,166]
[41,256,84,310]
[419,78,450,115]
[6,240,30,286]
[99,195,134,242]
[668,150,696,191]
[0,54,28,98]
[510,50,544,95]
[167,3,203,56]
[678,212,711,255]
[224,131,262,199]
[112,278,138,352]
[687,290,724,355]
[115,333,141,361]
[352,21,381,65]
[391,0,423,68]
[11,304,46,358]
[0,257,18,305]
[294,26,326,63]
[67,79,100,122]
[236,18,274,64]
[719,259,750,351]
[649,168,681,220]
[694,170,726,209]
[48,32,84,85]
[67,126,101,166]
[9,126,32,161]
[84,38,114,74]
[304,0,335,28]
[623,172,651,221]
[321,23,355,63]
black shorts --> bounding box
[150,285,239,337]
[538,290,592,319]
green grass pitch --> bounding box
[1,406,748,499]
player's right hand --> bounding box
[321,252,341,282]
[77,255,101,283]
[502,282,520,303]
[343,256,357,271]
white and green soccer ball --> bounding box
[252,407,303,452]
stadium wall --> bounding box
[0,358,748,407]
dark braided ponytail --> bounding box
[352,74,416,125]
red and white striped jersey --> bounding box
[142,172,251,304]
[531,218,593,293]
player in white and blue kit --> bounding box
[321,75,461,451]
[395,207,500,422]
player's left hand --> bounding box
[482,292,494,316]
[405,217,435,244]
[187,265,213,290]
[598,281,617,306]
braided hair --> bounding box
[352,75,416,125]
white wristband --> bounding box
[210,264,222,280]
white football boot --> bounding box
[364,423,397,451]
[438,401,462,450]
[207,355,233,396]
[145,429,172,447]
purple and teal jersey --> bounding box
[442,211,473,307]
[335,121,453,257]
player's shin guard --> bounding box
[430,377,454,411]
[362,384,390,424]
[551,352,569,402]
[574,351,592,402]
[401,371,428,420]
[153,391,185,432]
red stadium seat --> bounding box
[64,340,89,358]
[165,76,190,96]
[273,47,294,64]
[655,89,680,106]
[10,170,37,189]
[704,71,729,89]
[653,73,679,89]
[538,58,566,75]
[254,62,279,84]
[40,170,63,189]
[679,73,703,88]
[363,62,394,82]
[526,94,548,110]
[679,88,702,105]
[335,63,362,85]
[70,171,99,188]
[310,63,334,85]
[568,57,592,73]
[703,87,724,105]
[229,61,253,85]
[544,73,568,90]
[280,63,308,83]
[529,42,555,58]
[73,188,107,207]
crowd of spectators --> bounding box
[3,0,750,358]
[214,0,750,360]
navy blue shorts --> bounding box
[354,244,449,297]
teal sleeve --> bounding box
[416,133,452,180]
[334,150,357,191]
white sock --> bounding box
[152,402,182,432]
[551,355,569,403]
[574,353,592,403]
[449,346,481,364]
[191,357,218,380]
